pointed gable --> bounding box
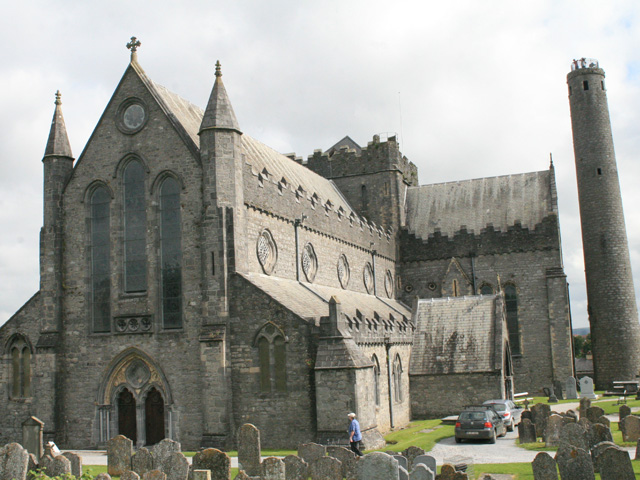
[44,91,73,158]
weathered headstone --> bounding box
[22,417,44,462]
[543,414,564,447]
[565,377,578,399]
[412,455,436,474]
[151,439,181,472]
[392,455,408,471]
[437,464,467,480]
[619,404,631,423]
[309,456,342,480]
[579,397,591,419]
[561,410,577,424]
[596,415,610,428]
[586,406,605,424]
[401,447,425,470]
[531,403,551,437]
[558,422,588,450]
[284,455,308,480]
[95,473,112,480]
[132,447,155,477]
[143,470,167,480]
[398,465,408,480]
[62,452,82,478]
[408,464,434,480]
[356,452,399,480]
[191,448,230,480]
[547,385,558,403]
[579,376,597,399]
[553,380,564,400]
[49,455,72,477]
[38,454,54,476]
[233,472,250,480]
[164,452,189,480]
[191,470,211,480]
[107,435,134,476]
[237,424,260,477]
[0,443,29,480]
[531,452,558,480]
[620,415,640,442]
[555,445,594,480]
[121,471,141,480]
[326,446,357,480]
[591,423,613,446]
[26,453,37,480]
[518,418,536,444]
[298,443,326,466]
[598,445,635,480]
[262,457,286,480]
[590,441,616,473]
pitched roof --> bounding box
[405,170,554,240]
[325,135,362,155]
[409,295,504,375]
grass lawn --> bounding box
[379,419,454,453]
[474,459,640,479]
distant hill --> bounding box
[573,327,590,336]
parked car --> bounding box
[454,406,507,443]
[482,399,523,431]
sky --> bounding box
[2,0,640,330]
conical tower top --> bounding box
[199,60,241,134]
[44,90,73,158]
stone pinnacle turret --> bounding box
[567,58,640,388]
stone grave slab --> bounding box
[107,435,134,476]
[555,445,594,480]
[191,448,230,480]
[357,452,399,480]
[132,447,154,477]
[261,457,285,480]
[298,443,326,466]
[284,455,308,480]
[531,451,558,480]
[579,376,597,399]
[237,424,260,477]
[309,456,342,480]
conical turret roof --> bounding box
[199,61,241,134]
[44,91,73,158]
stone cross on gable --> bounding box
[55,90,61,105]
[126,36,141,62]
[215,60,222,77]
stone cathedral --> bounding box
[0,41,576,450]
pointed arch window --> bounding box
[372,355,381,406]
[504,284,521,355]
[10,338,31,398]
[91,187,111,333]
[160,178,182,329]
[124,160,147,293]
[393,354,403,403]
[255,323,287,393]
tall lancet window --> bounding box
[160,178,182,329]
[124,160,147,293]
[91,187,111,332]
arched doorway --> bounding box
[145,387,165,446]
[117,388,137,444]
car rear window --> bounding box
[487,404,506,411]
[459,412,486,421]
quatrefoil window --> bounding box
[257,230,277,275]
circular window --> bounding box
[302,243,318,282]
[427,282,437,291]
[384,270,394,298]
[117,98,148,134]
[404,283,414,293]
[337,254,350,289]
[363,262,374,294]
[257,230,277,274]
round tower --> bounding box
[567,58,640,388]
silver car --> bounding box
[482,399,523,431]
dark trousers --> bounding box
[350,440,363,456]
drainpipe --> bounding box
[470,253,477,294]
[385,337,394,429]
[371,245,378,296]
[294,215,307,282]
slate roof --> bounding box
[405,170,555,240]
[44,92,73,158]
[409,295,503,375]
[325,135,362,155]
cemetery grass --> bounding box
[380,419,455,452]
[474,460,640,479]
[83,466,240,478]
[517,421,636,450]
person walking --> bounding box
[347,412,364,456]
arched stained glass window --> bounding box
[160,178,182,329]
[91,187,111,332]
[372,355,381,406]
[255,323,287,393]
[393,354,403,403]
[504,284,521,355]
[10,338,31,398]
[124,161,147,293]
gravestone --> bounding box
[152,439,181,472]
[284,455,308,480]
[401,447,425,470]
[62,452,82,478]
[49,455,72,477]
[555,445,594,480]
[565,377,578,399]
[132,447,154,477]
[531,452,558,480]
[191,448,230,480]
[547,385,558,403]
[596,416,610,428]
[619,404,631,423]
[262,457,286,480]
[579,397,591,419]
[412,455,436,475]
[590,441,616,473]
[553,380,564,400]
[326,446,357,480]
[579,376,597,399]
[558,422,588,450]
[39,454,54,476]
[437,464,467,480]
[561,410,577,424]
[543,414,563,447]
[21,417,44,462]
[531,403,551,437]
[309,456,342,480]
[408,464,434,480]
[164,452,189,480]
[238,424,261,477]
[27,453,37,480]
[620,415,640,442]
[107,435,134,476]
[143,470,167,480]
[598,445,635,480]
[591,423,613,446]
[191,470,211,480]
[356,452,399,480]
[121,471,141,480]
[95,474,112,480]
[586,406,605,424]
[0,443,29,480]
[298,443,326,465]
[392,455,408,471]
[398,466,408,480]
[518,418,536,444]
